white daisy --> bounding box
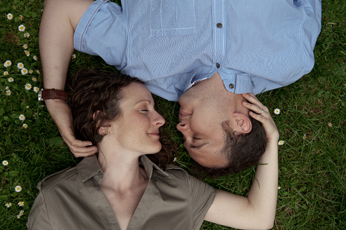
[19,210,24,215]
[17,62,24,69]
[21,68,28,75]
[32,76,37,82]
[8,77,14,82]
[5,203,12,208]
[36,70,40,74]
[25,83,32,90]
[33,87,39,93]
[19,15,24,20]
[24,32,30,38]
[3,71,9,75]
[6,90,11,96]
[15,185,22,192]
[22,124,28,129]
[23,44,28,49]
[17,215,21,219]
[7,13,13,20]
[33,55,38,61]
[18,24,25,32]
[29,69,33,74]
[4,60,12,67]
[18,201,24,207]
[278,140,285,145]
[72,54,76,59]
[5,86,9,90]
[2,160,8,166]
[25,50,30,57]
[19,114,25,121]
[274,108,280,115]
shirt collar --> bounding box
[77,155,169,184]
[139,155,169,178]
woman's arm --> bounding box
[39,0,97,157]
[205,93,279,229]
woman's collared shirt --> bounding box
[27,155,216,230]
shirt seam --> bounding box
[40,191,55,230]
[42,170,78,193]
[79,0,106,51]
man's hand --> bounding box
[242,93,279,142]
[45,100,98,157]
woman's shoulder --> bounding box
[37,166,78,193]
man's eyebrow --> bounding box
[189,142,208,149]
[135,99,153,105]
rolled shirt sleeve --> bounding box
[74,0,128,70]
[26,184,53,230]
[186,173,216,229]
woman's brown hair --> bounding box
[69,69,172,169]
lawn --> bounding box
[0,0,345,229]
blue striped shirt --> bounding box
[75,0,321,101]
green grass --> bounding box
[1,0,345,229]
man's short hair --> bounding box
[192,115,267,178]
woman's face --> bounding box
[109,82,165,154]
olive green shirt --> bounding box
[27,155,216,230]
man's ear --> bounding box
[232,113,252,134]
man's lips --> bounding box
[179,110,191,118]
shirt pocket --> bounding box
[150,0,196,37]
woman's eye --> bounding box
[141,109,149,112]
[193,137,201,140]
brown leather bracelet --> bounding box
[38,88,69,102]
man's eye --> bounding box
[141,110,149,112]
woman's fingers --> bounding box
[241,93,267,113]
[242,93,279,141]
[62,132,98,157]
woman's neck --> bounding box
[98,148,148,192]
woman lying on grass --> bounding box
[27,69,279,230]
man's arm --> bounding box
[205,93,279,229]
[40,0,97,156]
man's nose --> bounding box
[176,121,190,133]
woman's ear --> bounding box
[93,110,111,135]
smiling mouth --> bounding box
[179,110,191,119]
[148,132,160,136]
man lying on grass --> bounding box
[39,0,321,174]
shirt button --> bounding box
[217,23,222,28]
[216,63,220,68]
[229,83,234,89]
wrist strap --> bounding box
[41,88,69,102]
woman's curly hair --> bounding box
[68,69,172,169]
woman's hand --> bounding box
[242,93,279,142]
[45,100,98,157]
